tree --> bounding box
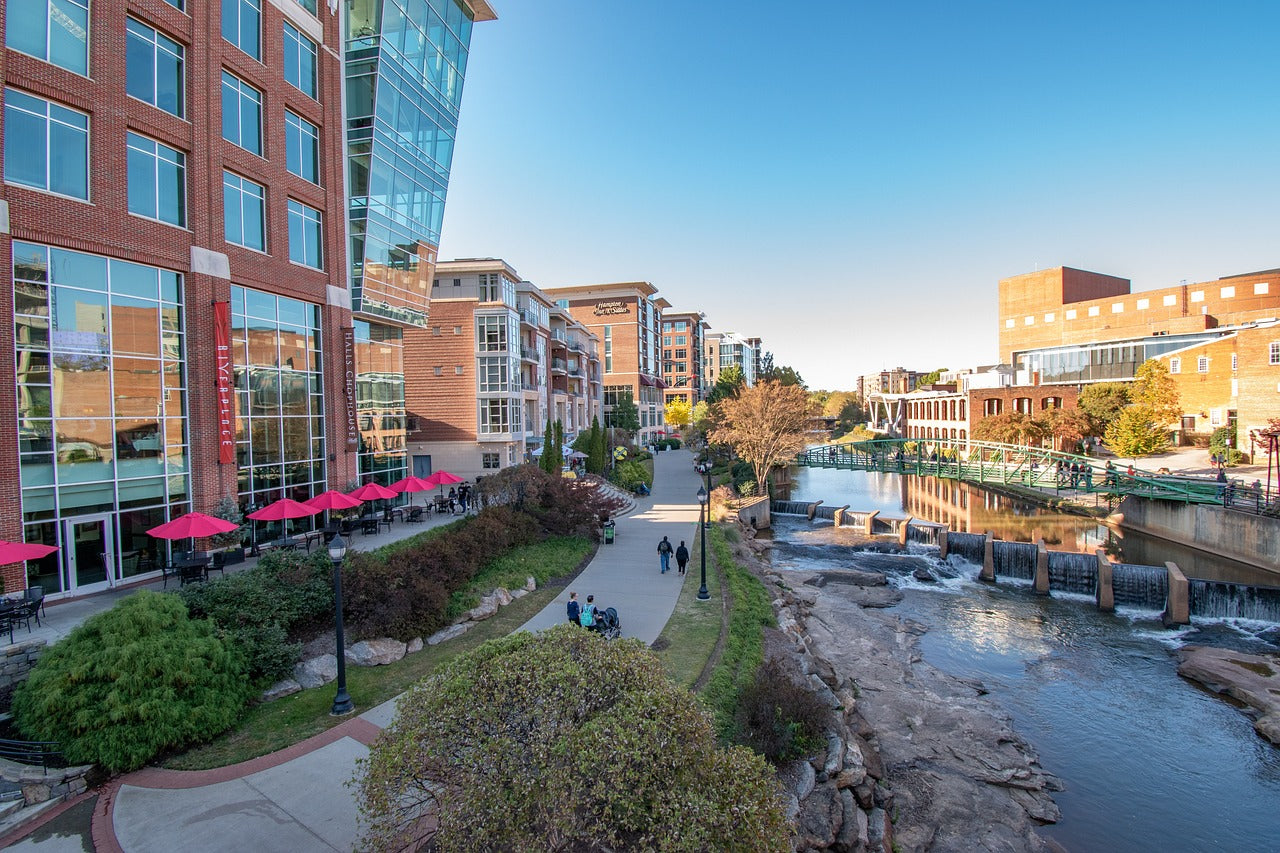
[917,367,948,387]
[539,418,558,474]
[761,362,805,388]
[1076,382,1130,435]
[590,417,608,474]
[356,627,789,853]
[971,411,1048,446]
[708,380,817,495]
[607,389,640,434]
[1038,407,1094,451]
[707,364,745,404]
[1130,359,1181,428]
[1105,406,1171,457]
[665,398,692,429]
[690,400,711,435]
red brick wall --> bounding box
[405,301,476,442]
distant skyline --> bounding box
[437,1,1280,390]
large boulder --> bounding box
[293,654,337,689]
[427,623,474,646]
[467,595,500,622]
[1177,645,1280,745]
[260,678,302,702]
[346,638,408,667]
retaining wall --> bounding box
[1117,497,1280,574]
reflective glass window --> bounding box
[287,200,323,268]
[285,111,319,183]
[221,72,262,155]
[126,19,184,117]
[283,23,318,99]
[222,0,261,60]
[223,171,266,250]
[127,133,186,226]
[4,88,89,199]
[5,0,89,75]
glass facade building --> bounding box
[1015,330,1236,385]
[13,242,187,596]
[344,0,487,485]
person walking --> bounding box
[567,591,581,626]
[675,540,690,575]
[580,594,597,629]
[657,536,673,573]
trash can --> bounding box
[603,520,615,544]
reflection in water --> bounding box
[771,515,1280,853]
[788,465,1277,586]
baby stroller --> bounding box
[593,606,622,640]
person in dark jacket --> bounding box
[567,591,581,626]
[675,541,690,575]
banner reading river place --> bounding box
[214,301,235,464]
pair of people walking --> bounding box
[657,536,689,575]
[567,591,597,627]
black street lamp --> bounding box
[697,461,711,530]
[696,484,710,601]
[328,534,353,716]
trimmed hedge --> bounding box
[12,592,252,772]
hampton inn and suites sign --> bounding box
[592,299,632,316]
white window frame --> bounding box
[284,110,319,183]
[1197,356,1208,374]
[282,22,318,99]
[127,131,186,226]
[287,199,323,269]
[126,18,184,118]
[3,88,89,200]
[1170,357,1181,374]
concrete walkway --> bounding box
[7,451,702,852]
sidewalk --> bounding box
[8,451,701,852]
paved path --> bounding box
[7,451,701,852]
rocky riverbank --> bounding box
[730,530,1064,853]
[1176,645,1280,744]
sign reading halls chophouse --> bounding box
[593,300,631,316]
[342,327,358,448]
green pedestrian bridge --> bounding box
[795,439,1262,508]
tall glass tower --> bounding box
[343,0,496,483]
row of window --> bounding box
[1006,282,1272,329]
[662,335,688,346]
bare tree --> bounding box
[709,380,817,495]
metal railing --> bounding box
[0,736,64,770]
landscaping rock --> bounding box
[346,638,407,667]
[293,654,337,689]
[427,623,473,646]
[261,678,302,702]
[795,783,840,849]
[778,758,816,803]
[406,637,424,654]
[525,576,536,591]
[493,587,513,607]
[510,588,528,599]
[467,595,500,621]
[1177,645,1280,745]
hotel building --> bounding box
[404,259,600,478]
[660,310,707,406]
[0,0,494,597]
[544,282,666,443]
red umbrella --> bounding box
[248,498,321,542]
[426,470,465,499]
[305,490,364,529]
[147,511,240,540]
[0,540,59,564]
[389,475,434,506]
[348,482,397,501]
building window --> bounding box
[477,356,510,393]
[455,366,463,375]
[127,133,185,226]
[1164,294,1178,306]
[433,366,442,376]
[675,335,687,345]
[284,111,319,183]
[1210,409,1222,427]
[1065,309,1077,320]
[6,0,89,75]
[1044,312,1055,323]
[1255,282,1270,295]
[1190,290,1204,303]
[282,23,317,99]
[482,452,500,469]
[1024,315,1034,325]
[222,0,261,60]
[479,399,518,434]
[1231,353,1238,372]
[604,326,612,372]
[1087,306,1100,317]
[287,200,322,268]
[674,348,687,360]
[3,89,88,199]
[1197,356,1208,373]
[221,72,262,155]
[477,315,508,352]
[126,19,184,117]
[1170,358,1181,374]
[1112,302,1124,313]
[1135,298,1149,310]
[1270,342,1280,365]
[223,171,266,250]
[1220,286,1235,299]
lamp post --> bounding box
[328,534,353,716]
[696,484,710,600]
[697,461,711,530]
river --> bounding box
[771,466,1280,852]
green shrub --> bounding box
[178,549,333,683]
[734,659,831,763]
[12,592,252,772]
[609,460,651,491]
[1208,426,1244,465]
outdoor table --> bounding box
[173,555,211,585]
[263,537,302,552]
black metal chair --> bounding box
[361,517,380,536]
[23,585,45,621]
[406,506,424,523]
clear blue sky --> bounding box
[437,1,1280,390]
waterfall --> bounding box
[1048,551,1098,596]
[1189,581,1280,622]
[993,541,1037,580]
[947,531,986,564]
[1111,563,1169,609]
[907,524,941,546]
[813,505,839,521]
[771,500,811,516]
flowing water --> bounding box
[771,467,1280,853]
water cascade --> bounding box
[993,541,1038,581]
[1111,563,1169,609]
[1189,580,1280,622]
[1047,551,1098,596]
[946,531,986,564]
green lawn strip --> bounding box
[653,524,725,690]
[163,537,593,771]
[696,526,775,740]
[445,537,591,618]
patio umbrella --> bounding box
[147,511,241,556]
[248,498,321,541]
[348,482,398,501]
[389,475,434,507]
[305,490,364,529]
[0,540,59,565]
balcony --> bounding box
[521,345,539,363]
[550,329,568,348]
[551,358,568,375]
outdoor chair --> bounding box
[339,518,360,536]
[361,518,380,536]
[209,551,227,578]
[0,608,16,644]
[23,585,45,620]
[11,598,41,632]
[406,506,424,524]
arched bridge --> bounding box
[795,439,1259,506]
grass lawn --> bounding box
[164,537,594,771]
[653,525,725,690]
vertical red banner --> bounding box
[214,301,235,464]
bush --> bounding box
[178,549,333,683]
[357,627,789,852]
[1208,426,1244,465]
[12,592,252,772]
[734,659,832,763]
[609,459,651,491]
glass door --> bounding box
[62,515,115,595]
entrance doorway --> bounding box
[412,455,433,479]
[62,515,115,595]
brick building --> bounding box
[660,310,707,407]
[1,0,494,597]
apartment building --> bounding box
[0,0,494,597]
[899,367,1078,445]
[544,281,666,443]
[1001,265,1280,448]
[661,310,707,406]
[705,331,758,390]
[404,259,600,479]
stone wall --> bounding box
[0,640,45,712]
[1117,497,1280,573]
